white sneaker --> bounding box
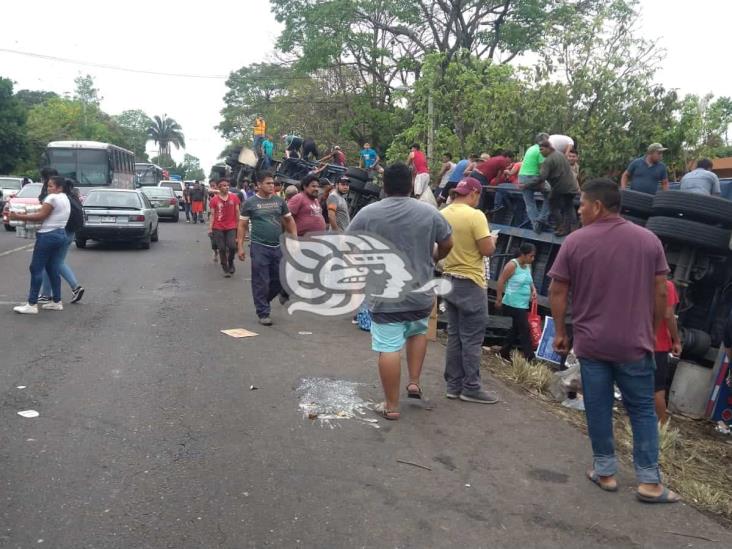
[13,303,39,314]
[41,301,64,311]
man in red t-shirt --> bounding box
[288,174,326,236]
[208,179,241,277]
[654,279,682,424]
[474,150,514,186]
[408,143,430,197]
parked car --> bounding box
[159,180,185,210]
[0,176,25,212]
[76,189,159,249]
[2,183,42,231]
[141,186,179,222]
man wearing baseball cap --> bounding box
[620,143,669,195]
[440,177,500,404]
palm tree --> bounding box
[148,114,186,157]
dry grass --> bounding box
[478,348,732,526]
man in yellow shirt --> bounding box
[441,177,499,403]
[253,115,266,157]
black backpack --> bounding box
[65,193,84,233]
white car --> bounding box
[159,180,185,209]
[0,176,25,204]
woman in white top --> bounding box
[9,176,71,314]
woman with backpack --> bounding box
[496,242,537,361]
[9,176,72,314]
[38,181,85,304]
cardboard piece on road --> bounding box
[221,328,259,338]
[427,301,438,342]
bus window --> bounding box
[77,149,109,185]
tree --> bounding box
[148,115,185,157]
[180,153,205,180]
[114,109,152,159]
[15,89,59,109]
[0,77,28,174]
[74,74,101,106]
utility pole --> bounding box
[427,89,434,165]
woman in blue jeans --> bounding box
[10,176,71,314]
[38,188,84,304]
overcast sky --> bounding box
[2,0,729,173]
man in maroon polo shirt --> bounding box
[548,178,680,504]
[288,173,327,236]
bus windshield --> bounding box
[135,163,163,186]
[48,148,109,186]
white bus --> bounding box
[135,162,165,187]
[44,141,135,193]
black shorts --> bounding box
[441,180,459,199]
[654,351,669,391]
[213,229,236,251]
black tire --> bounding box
[173,213,179,223]
[621,214,646,227]
[646,216,731,252]
[151,225,159,242]
[347,178,366,192]
[363,181,381,198]
[620,189,654,216]
[75,238,87,249]
[140,234,151,249]
[652,190,732,228]
[4,223,15,232]
[345,167,369,181]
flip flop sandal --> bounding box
[374,402,400,421]
[406,383,423,400]
[586,470,618,492]
[636,487,681,504]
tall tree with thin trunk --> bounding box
[148,114,185,157]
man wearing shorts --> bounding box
[654,279,682,424]
[408,143,430,198]
[190,181,206,224]
[208,179,241,278]
[348,162,453,420]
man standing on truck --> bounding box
[237,171,297,326]
[359,143,380,172]
[519,133,550,233]
[253,115,266,157]
[407,143,430,198]
[549,178,681,504]
[620,143,669,194]
[283,134,304,159]
[440,177,499,403]
[538,140,580,236]
[261,135,274,169]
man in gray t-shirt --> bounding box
[326,176,351,231]
[680,158,720,195]
[347,162,453,420]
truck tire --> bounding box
[621,214,646,227]
[362,181,381,198]
[4,223,15,231]
[646,216,731,252]
[681,328,711,358]
[347,178,366,192]
[345,167,369,181]
[652,191,732,228]
[620,189,653,217]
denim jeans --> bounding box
[41,230,78,296]
[519,175,549,226]
[183,202,191,221]
[579,353,660,484]
[443,278,488,394]
[250,242,283,318]
[28,228,67,304]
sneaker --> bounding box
[41,301,64,311]
[278,293,289,306]
[446,391,461,400]
[186,219,191,223]
[459,390,499,404]
[228,264,235,275]
[212,251,218,263]
[13,303,38,315]
[71,286,85,304]
[37,295,52,304]
[224,271,232,278]
[258,316,273,326]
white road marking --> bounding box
[0,243,33,257]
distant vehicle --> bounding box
[2,183,42,231]
[0,176,24,209]
[43,141,135,193]
[159,180,185,209]
[135,163,164,187]
[76,189,159,250]
[141,186,179,222]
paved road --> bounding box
[0,221,728,548]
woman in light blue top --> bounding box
[497,242,537,361]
